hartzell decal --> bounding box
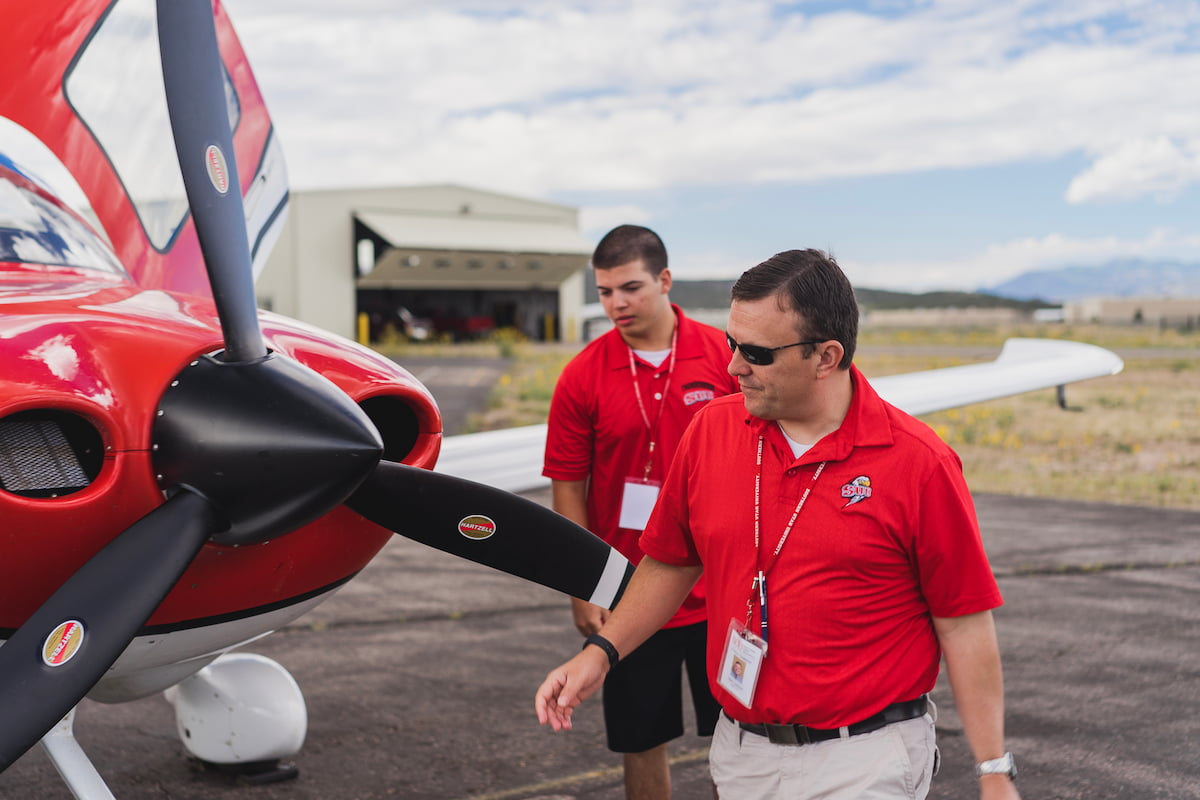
[205,144,229,194]
[43,620,84,667]
[840,475,873,508]
[458,514,497,540]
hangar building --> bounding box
[255,185,594,343]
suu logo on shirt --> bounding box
[840,475,873,508]
[681,381,716,406]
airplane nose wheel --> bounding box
[167,653,306,784]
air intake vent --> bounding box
[358,396,420,463]
[0,411,104,498]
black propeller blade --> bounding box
[0,491,218,770]
[158,0,264,363]
[347,461,634,610]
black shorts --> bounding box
[601,621,720,753]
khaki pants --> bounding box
[709,711,938,799]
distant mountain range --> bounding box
[660,280,1046,311]
[986,259,1200,303]
[591,259,1200,311]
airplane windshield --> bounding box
[63,0,241,252]
[0,176,126,275]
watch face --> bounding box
[977,753,1016,778]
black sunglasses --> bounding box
[725,332,825,366]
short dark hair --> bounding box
[731,249,858,369]
[592,225,668,277]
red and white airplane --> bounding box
[0,1,634,794]
[0,1,1121,798]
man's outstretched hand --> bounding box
[534,647,609,732]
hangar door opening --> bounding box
[358,287,560,343]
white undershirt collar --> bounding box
[632,347,671,368]
[778,422,813,458]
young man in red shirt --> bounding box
[537,249,1021,800]
[543,225,738,799]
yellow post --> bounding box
[357,312,370,345]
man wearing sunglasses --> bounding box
[538,249,1020,800]
[542,224,739,799]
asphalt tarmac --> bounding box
[2,489,1198,800]
[2,353,1198,799]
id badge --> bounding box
[618,479,661,530]
[718,618,767,708]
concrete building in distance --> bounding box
[861,307,1032,328]
[255,185,594,343]
[1063,296,1200,328]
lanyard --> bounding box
[627,323,678,481]
[746,434,825,643]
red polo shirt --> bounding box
[544,305,739,627]
[639,366,1003,725]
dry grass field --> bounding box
[398,324,1199,511]
[855,327,1200,510]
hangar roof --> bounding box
[355,210,592,256]
[352,186,593,288]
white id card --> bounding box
[618,479,660,530]
[718,619,767,708]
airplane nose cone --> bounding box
[152,352,383,545]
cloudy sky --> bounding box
[217,0,1200,292]
[122,1,1200,290]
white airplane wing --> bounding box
[871,338,1124,416]
[436,338,1124,492]
[437,423,551,493]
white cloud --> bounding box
[578,204,653,238]
[841,227,1200,292]
[1067,137,1200,203]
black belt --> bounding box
[729,695,928,746]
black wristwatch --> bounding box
[975,752,1017,780]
